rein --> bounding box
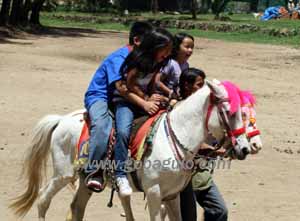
[205,94,245,148]
[164,93,246,162]
[164,113,195,162]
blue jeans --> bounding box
[194,181,228,221]
[180,181,197,221]
[114,102,137,178]
[85,100,112,174]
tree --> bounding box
[191,0,197,19]
[250,0,259,12]
[284,0,289,8]
[30,0,46,25]
[9,0,23,25]
[177,0,183,11]
[151,0,159,14]
[0,0,12,25]
[0,0,45,27]
[211,0,230,19]
[20,0,32,25]
[265,0,270,8]
[200,0,212,13]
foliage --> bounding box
[0,0,46,26]
[1,0,298,28]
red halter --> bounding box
[247,130,260,138]
[241,104,261,139]
[205,94,246,147]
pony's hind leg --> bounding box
[38,127,77,221]
[37,175,74,221]
[69,174,93,221]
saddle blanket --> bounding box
[74,111,165,167]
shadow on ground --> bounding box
[0,25,127,44]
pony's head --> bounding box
[241,98,262,154]
[206,80,250,160]
[222,81,263,154]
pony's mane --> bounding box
[221,81,256,115]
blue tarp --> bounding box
[261,6,281,21]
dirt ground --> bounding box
[1,28,300,221]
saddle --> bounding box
[75,110,165,191]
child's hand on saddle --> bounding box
[148,94,168,103]
[169,99,178,107]
[144,101,160,115]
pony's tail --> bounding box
[9,115,63,217]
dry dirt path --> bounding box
[1,28,300,221]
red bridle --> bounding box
[241,104,261,139]
[205,94,246,147]
[247,129,260,138]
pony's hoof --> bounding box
[66,210,73,221]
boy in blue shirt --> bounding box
[84,21,153,193]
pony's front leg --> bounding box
[119,195,135,221]
[163,195,182,221]
[160,203,167,221]
[146,184,163,221]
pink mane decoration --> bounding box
[221,81,256,115]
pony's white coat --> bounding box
[11,81,260,221]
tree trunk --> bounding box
[200,0,212,13]
[0,0,12,25]
[211,0,230,19]
[250,0,259,12]
[9,0,23,25]
[284,0,289,8]
[199,0,206,13]
[191,0,197,19]
[151,0,158,14]
[30,0,45,25]
[86,0,96,12]
[177,0,182,11]
[265,0,270,8]
[20,0,32,25]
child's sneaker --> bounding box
[116,177,132,197]
[86,176,104,192]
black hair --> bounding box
[121,28,173,77]
[179,67,206,99]
[171,32,194,59]
[129,21,153,45]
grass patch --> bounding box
[41,14,128,31]
[176,29,300,46]
[40,12,300,47]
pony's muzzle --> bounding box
[234,146,250,160]
[242,147,250,155]
[251,142,262,154]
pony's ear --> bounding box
[206,80,225,99]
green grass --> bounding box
[177,29,300,46]
[140,12,300,30]
[41,14,128,31]
[40,12,300,47]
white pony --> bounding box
[242,101,262,153]
[10,80,259,221]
